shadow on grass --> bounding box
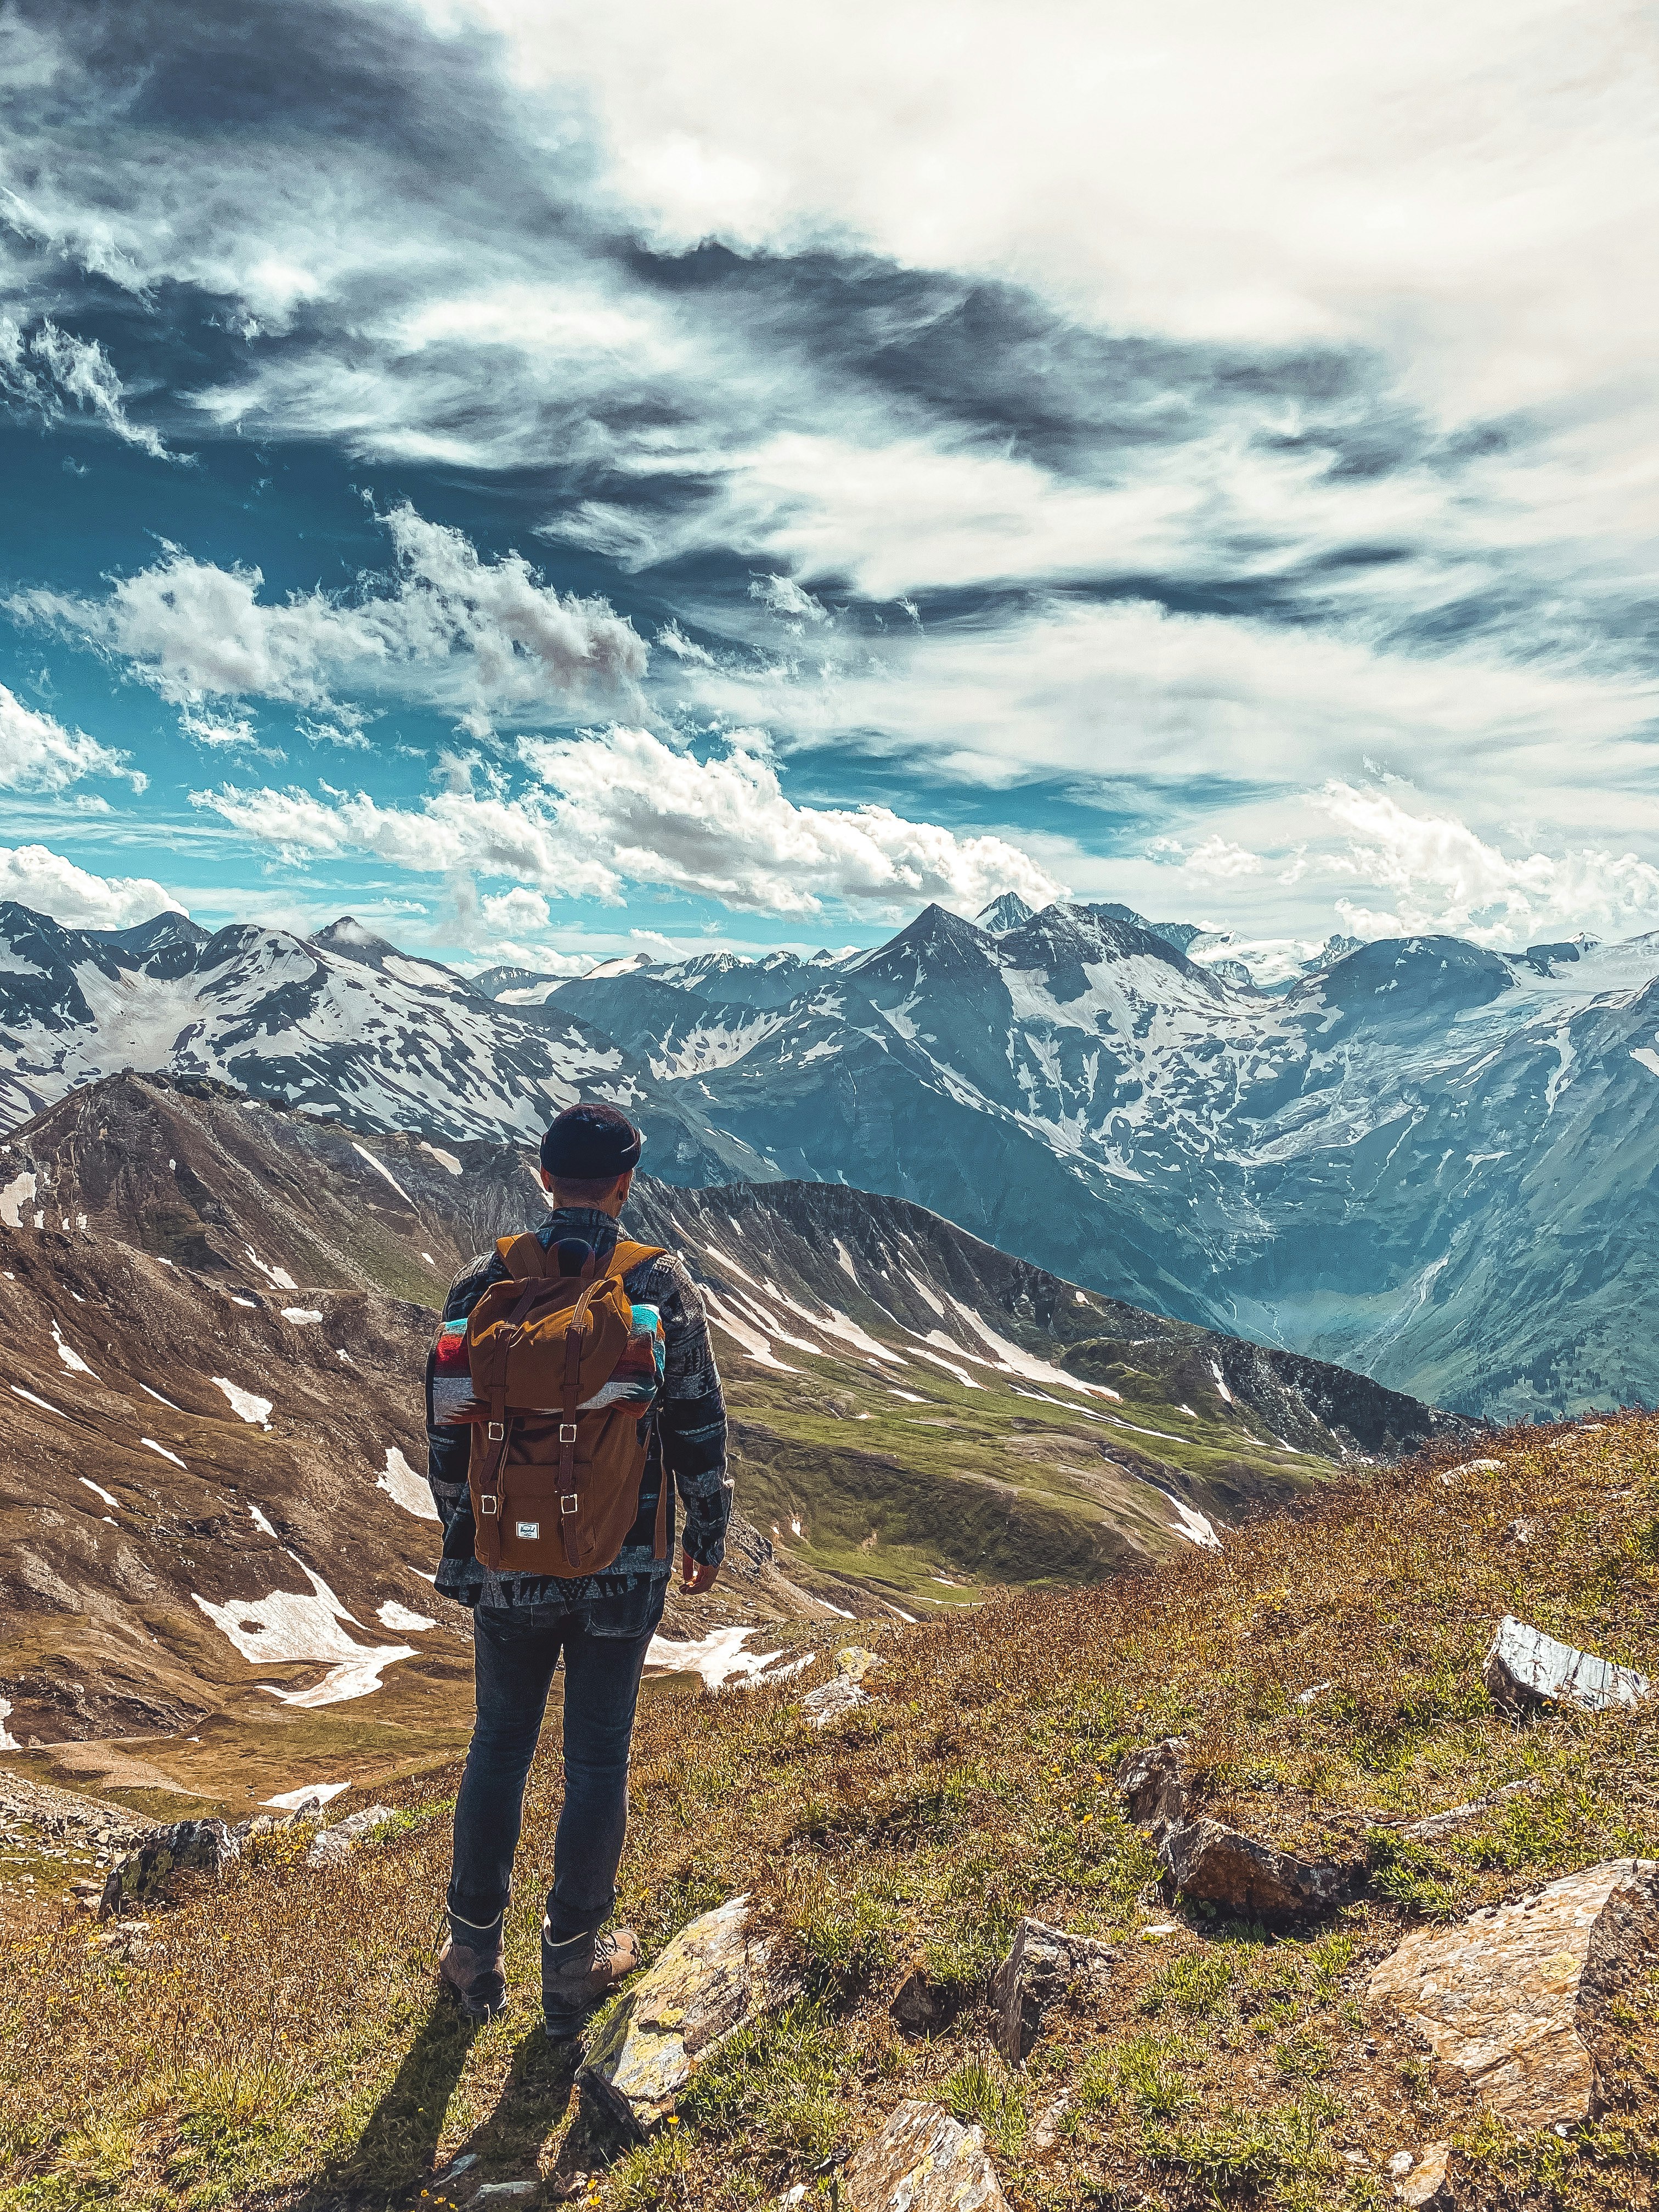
[291,1999,475,2209]
[451,2027,593,2184]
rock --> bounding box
[841,2100,1009,2211]
[435,2152,479,2181]
[1483,1615,1651,1716]
[1116,1737,1189,1833]
[1399,1781,1533,1843]
[1028,2091,1071,2153]
[472,2186,537,2204]
[98,1819,239,1918]
[889,1962,951,2034]
[580,1894,793,2136]
[1438,1458,1503,1483]
[834,1645,880,1682]
[1366,1858,1659,2126]
[307,1803,397,1863]
[989,1916,1115,2062]
[799,1675,870,1728]
[1504,1519,1534,1545]
[1159,1818,1355,1921]
[1392,2142,1452,2207]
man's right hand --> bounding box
[680,1550,720,1595]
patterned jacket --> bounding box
[424,1205,731,1608]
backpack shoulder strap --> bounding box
[610,1240,667,1278]
[496,1231,553,1280]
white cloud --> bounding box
[479,884,551,933]
[0,684,140,794]
[0,843,184,929]
[192,726,1063,919]
[0,314,171,457]
[12,504,648,733]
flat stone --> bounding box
[799,1675,870,1728]
[1116,1737,1189,1833]
[834,1645,881,1682]
[842,2099,1009,2211]
[472,2186,537,2203]
[579,1894,792,2136]
[1366,1858,1659,2126]
[989,1915,1115,2062]
[1483,1616,1650,1716]
[98,1819,239,1918]
[1159,1817,1355,1922]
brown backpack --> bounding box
[464,1232,667,1578]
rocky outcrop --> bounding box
[1118,1739,1352,1921]
[1390,2143,1452,2208]
[1117,1737,1189,1832]
[1366,1859,1659,2126]
[799,1645,881,1729]
[306,1804,395,1866]
[989,1916,1114,2062]
[98,1819,239,1919]
[840,2100,1009,2211]
[1483,1616,1651,1716]
[1159,1818,1356,1922]
[1398,1781,1532,1844]
[580,1895,793,2136]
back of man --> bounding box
[424,1101,731,2036]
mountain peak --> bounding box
[974,891,1035,935]
[310,916,397,957]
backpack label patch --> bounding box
[515,1520,540,1539]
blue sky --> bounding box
[2,0,1657,975]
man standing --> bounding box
[426,1102,730,2038]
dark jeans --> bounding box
[447,1578,666,1953]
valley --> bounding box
[0,1071,1460,1829]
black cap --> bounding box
[540,1101,644,1180]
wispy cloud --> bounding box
[192,725,1062,919]
[0,683,143,794]
[0,842,182,928]
[0,315,173,458]
[12,505,648,736]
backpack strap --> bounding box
[557,1277,602,1566]
[497,1231,551,1280]
[610,1240,667,1277]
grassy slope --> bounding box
[3,1417,1657,2212]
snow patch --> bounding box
[250,1503,279,1537]
[79,1476,119,1509]
[244,1246,298,1291]
[281,1307,324,1325]
[194,1556,415,1708]
[944,1296,1121,1400]
[140,1382,180,1408]
[50,1320,96,1378]
[0,1171,36,1228]
[0,1699,17,1752]
[377,1445,440,1520]
[834,1239,859,1281]
[912,1346,985,1389]
[10,1384,65,1417]
[1631,1047,1659,1081]
[420,1141,464,1176]
[1209,1359,1234,1404]
[377,1599,437,1631]
[645,1626,810,1691]
[213,1376,273,1427]
[351,1142,415,1206]
[264,1780,351,1810]
[142,1437,186,1468]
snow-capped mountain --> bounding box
[550,902,1659,1419]
[5,893,1657,1418]
[0,903,770,1184]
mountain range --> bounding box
[0,1070,1458,1813]
[3,891,1655,1418]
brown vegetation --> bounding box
[2,1415,1656,2210]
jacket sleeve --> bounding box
[425,1249,503,1542]
[652,1255,731,1567]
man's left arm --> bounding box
[653,1258,731,1582]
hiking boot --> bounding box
[541,1923,640,2041]
[437,1934,506,2022]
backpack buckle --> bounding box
[560,1493,579,1516]
[558,1422,578,1443]
[486,1421,505,1441]
[479,1493,499,1516]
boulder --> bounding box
[834,1645,880,1683]
[1483,1616,1650,1716]
[307,1804,396,1864]
[989,1915,1115,2062]
[1366,1858,1659,2126]
[580,1895,793,2136]
[1116,1737,1189,1833]
[1159,1818,1355,1921]
[98,1819,238,1918]
[841,2100,1009,2211]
